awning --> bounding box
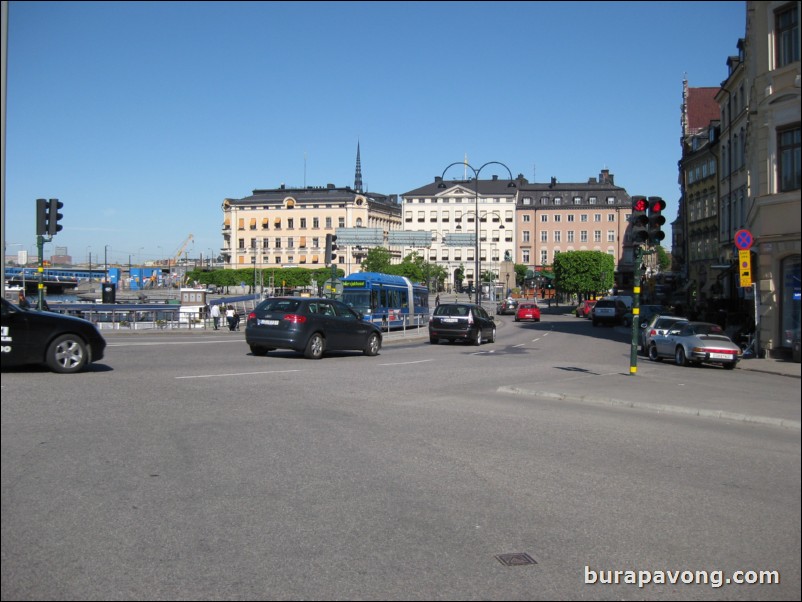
[274,217,281,225]
[249,218,257,228]
[312,255,319,263]
[300,236,307,247]
[262,218,269,228]
[223,217,231,227]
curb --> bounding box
[498,386,801,430]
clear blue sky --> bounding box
[4,0,745,265]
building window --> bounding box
[541,214,548,222]
[606,196,616,205]
[554,231,561,243]
[580,231,588,243]
[580,214,588,222]
[778,125,801,192]
[608,214,616,222]
[776,3,799,68]
[522,250,530,263]
[522,231,530,243]
[567,231,574,243]
[554,197,562,205]
[522,214,531,223]
[567,215,575,223]
[574,196,582,204]
[554,214,561,222]
[594,230,601,243]
[540,250,548,265]
[541,231,548,242]
[607,230,615,242]
[594,213,601,222]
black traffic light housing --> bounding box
[47,199,64,236]
[36,198,48,236]
[648,196,666,245]
[325,233,338,264]
[630,195,649,244]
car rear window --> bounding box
[435,304,469,317]
[257,299,302,313]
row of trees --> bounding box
[186,247,669,297]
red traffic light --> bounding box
[631,196,648,212]
[648,196,666,213]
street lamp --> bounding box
[439,161,516,304]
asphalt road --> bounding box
[2,310,800,600]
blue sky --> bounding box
[4,0,746,265]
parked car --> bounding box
[622,304,667,327]
[591,298,628,326]
[575,299,597,318]
[639,315,687,352]
[496,299,518,315]
[245,297,382,359]
[429,303,496,345]
[0,297,107,374]
[647,321,742,369]
[514,302,541,322]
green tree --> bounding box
[514,263,528,287]
[552,251,615,299]
[360,247,393,273]
[655,245,671,271]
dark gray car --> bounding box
[428,303,496,345]
[245,297,382,359]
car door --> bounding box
[1,299,33,367]
[331,300,365,350]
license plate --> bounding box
[709,352,733,359]
[258,319,279,326]
[441,318,458,323]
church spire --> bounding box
[354,141,363,193]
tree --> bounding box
[552,251,615,299]
[514,263,528,287]
[655,245,671,272]
[360,247,393,273]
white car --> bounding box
[639,315,686,352]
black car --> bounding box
[591,298,628,326]
[428,302,496,345]
[245,297,382,359]
[1,297,107,373]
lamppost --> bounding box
[439,161,516,304]
[454,209,505,302]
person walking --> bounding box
[225,305,236,331]
[210,302,221,330]
[435,294,440,307]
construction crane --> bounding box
[170,234,194,267]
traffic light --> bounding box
[47,199,64,236]
[325,233,338,264]
[648,196,666,245]
[630,195,649,244]
[36,198,48,236]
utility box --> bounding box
[101,282,116,303]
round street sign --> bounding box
[734,229,753,250]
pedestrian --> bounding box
[435,294,440,307]
[210,303,221,330]
[225,305,236,331]
[17,290,31,309]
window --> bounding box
[594,213,601,222]
[541,214,549,222]
[567,215,575,223]
[607,230,615,242]
[778,125,801,192]
[554,214,561,222]
[540,250,548,265]
[554,231,561,243]
[608,214,616,222]
[580,231,588,243]
[541,231,548,242]
[522,250,530,263]
[606,197,616,205]
[313,217,320,229]
[776,3,799,68]
[580,214,588,222]
[594,230,601,243]
[522,214,531,223]
[567,231,574,243]
[522,231,530,243]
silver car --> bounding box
[648,321,742,369]
[639,315,686,352]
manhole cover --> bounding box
[495,553,537,566]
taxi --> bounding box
[1,298,107,373]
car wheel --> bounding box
[675,346,689,367]
[488,327,496,343]
[474,329,482,346]
[648,343,662,362]
[250,345,269,356]
[46,334,88,374]
[514,317,519,322]
[304,333,325,359]
[363,333,380,356]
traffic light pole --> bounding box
[629,245,643,375]
[36,234,51,310]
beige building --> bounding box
[742,0,800,358]
[221,184,401,276]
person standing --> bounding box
[435,294,440,307]
[17,291,31,309]
[210,303,221,330]
[225,305,236,331]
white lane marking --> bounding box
[378,359,434,366]
[176,370,301,379]
[108,340,243,347]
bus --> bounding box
[341,272,429,330]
